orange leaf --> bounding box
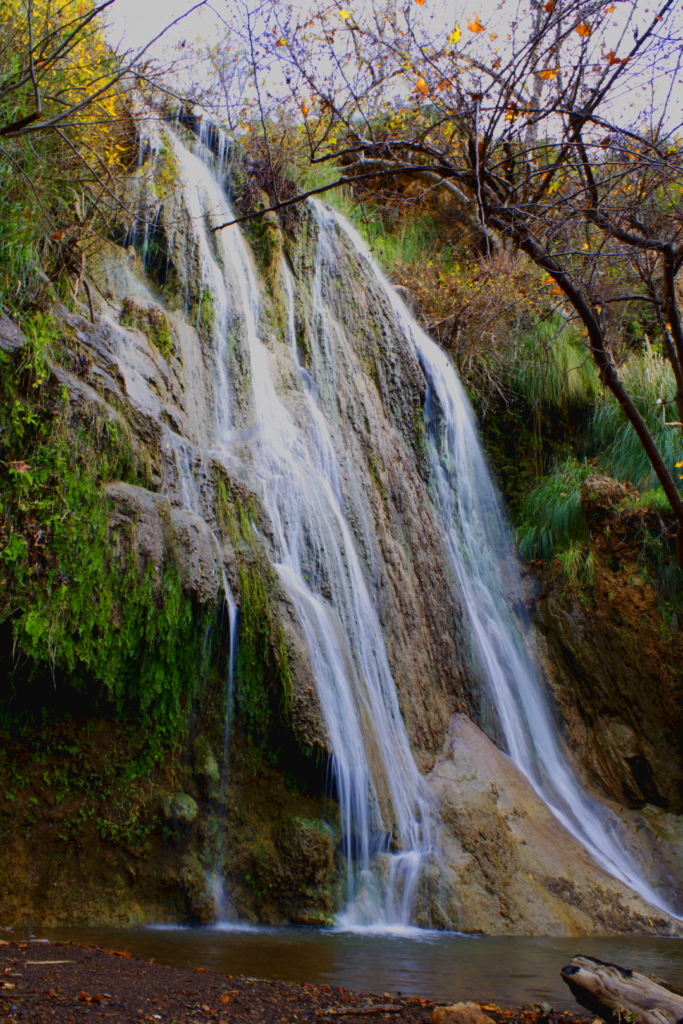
[605,4,615,10]
[9,461,30,474]
[414,0,426,6]
[467,13,485,33]
[544,0,555,10]
[300,99,309,116]
[51,230,64,241]
[437,78,453,90]
[540,68,557,79]
[606,50,629,66]
[575,21,591,37]
[415,76,429,96]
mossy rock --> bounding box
[120,295,175,361]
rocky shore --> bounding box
[0,941,598,1024]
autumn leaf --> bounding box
[544,0,555,10]
[300,99,309,116]
[467,13,485,33]
[605,4,615,10]
[448,25,461,43]
[415,76,429,96]
[339,9,351,18]
[276,37,287,46]
[437,78,453,90]
[540,68,557,79]
[51,230,64,240]
[606,50,629,66]
[414,0,426,6]
[575,22,591,37]
[8,461,31,474]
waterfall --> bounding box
[325,205,679,919]
[166,128,438,927]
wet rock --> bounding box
[276,816,336,924]
[180,855,215,924]
[161,793,199,827]
[105,481,228,606]
[193,736,220,784]
[88,239,145,303]
[432,1004,495,1024]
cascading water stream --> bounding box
[325,204,679,919]
[165,128,437,927]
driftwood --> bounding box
[561,955,683,1024]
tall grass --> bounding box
[510,317,600,412]
[589,347,682,491]
[516,457,590,560]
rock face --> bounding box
[2,113,681,934]
[535,476,683,815]
[428,715,681,935]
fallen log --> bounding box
[561,955,683,1024]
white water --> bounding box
[325,205,678,919]
[167,131,437,927]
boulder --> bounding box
[581,475,637,520]
[160,792,199,827]
[432,1003,495,1024]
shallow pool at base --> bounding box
[22,927,683,1009]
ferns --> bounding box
[516,458,590,560]
[589,347,682,491]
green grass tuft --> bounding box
[516,458,590,560]
[589,347,682,491]
[510,317,600,413]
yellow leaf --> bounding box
[675,461,683,468]
[340,9,351,18]
[301,99,309,116]
[277,37,287,46]
[449,26,461,43]
[540,68,557,79]
[415,76,429,96]
[575,22,591,37]
[467,13,485,33]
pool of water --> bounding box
[19,926,683,1010]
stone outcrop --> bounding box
[428,715,682,935]
[534,476,683,814]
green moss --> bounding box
[189,286,215,341]
[120,300,175,361]
[235,567,272,741]
[0,323,211,738]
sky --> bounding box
[105,0,682,137]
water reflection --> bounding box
[26,927,683,1009]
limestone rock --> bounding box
[0,314,25,352]
[428,714,682,936]
[432,1004,495,1024]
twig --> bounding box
[324,1006,402,1016]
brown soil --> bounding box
[0,941,594,1024]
